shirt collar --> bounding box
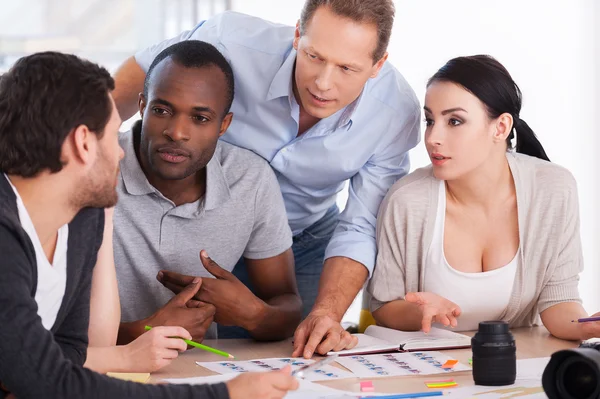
[266,47,297,101]
[203,145,231,212]
[120,122,154,197]
[334,87,365,131]
[120,121,231,212]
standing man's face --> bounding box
[137,59,232,182]
[293,6,388,120]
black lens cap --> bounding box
[478,321,510,334]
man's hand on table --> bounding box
[226,365,298,399]
[144,277,215,342]
[292,311,358,359]
[158,250,267,332]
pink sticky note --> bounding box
[360,381,375,392]
[425,378,455,383]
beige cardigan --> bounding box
[367,152,583,327]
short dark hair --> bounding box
[143,40,235,116]
[0,52,115,177]
[428,55,550,162]
[299,0,395,63]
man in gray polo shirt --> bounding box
[114,40,302,344]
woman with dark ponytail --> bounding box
[368,55,600,340]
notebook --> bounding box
[328,325,471,356]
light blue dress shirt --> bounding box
[135,11,421,275]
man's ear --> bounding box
[493,113,514,143]
[219,113,233,137]
[138,92,147,119]
[67,124,98,168]
[370,52,388,79]
[293,20,301,50]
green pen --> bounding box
[144,325,235,359]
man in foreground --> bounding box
[0,51,296,399]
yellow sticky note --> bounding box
[106,372,150,383]
[426,382,458,388]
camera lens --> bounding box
[556,355,599,399]
[543,348,600,399]
[471,321,516,386]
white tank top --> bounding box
[423,180,518,331]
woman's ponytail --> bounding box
[513,117,550,162]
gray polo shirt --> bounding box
[114,128,292,337]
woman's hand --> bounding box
[578,312,600,340]
[404,292,462,333]
[226,365,299,399]
[122,326,190,372]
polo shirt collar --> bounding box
[203,145,231,211]
[120,122,154,197]
[120,122,231,212]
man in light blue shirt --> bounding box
[113,0,420,358]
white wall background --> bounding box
[231,0,600,322]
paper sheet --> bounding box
[335,351,470,378]
[164,374,359,398]
[443,379,545,398]
[163,374,235,385]
[516,357,550,380]
[196,357,355,381]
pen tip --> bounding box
[229,355,235,359]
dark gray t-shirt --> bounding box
[114,130,292,337]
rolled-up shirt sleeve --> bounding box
[324,105,421,276]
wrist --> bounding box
[576,323,590,341]
[310,303,343,322]
[116,344,134,373]
[225,380,237,399]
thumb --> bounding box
[279,365,292,374]
[271,365,298,391]
[200,250,229,279]
[168,277,202,306]
[404,292,423,304]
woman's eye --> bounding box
[424,118,433,127]
[449,118,462,126]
